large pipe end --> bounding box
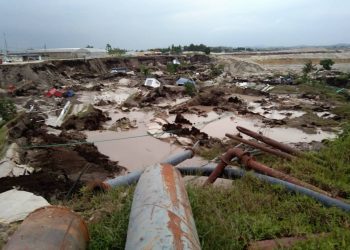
[5,206,89,250]
[86,180,111,192]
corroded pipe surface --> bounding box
[125,163,201,250]
[178,165,350,212]
[205,148,331,197]
[5,206,89,250]
[225,133,295,160]
[236,126,300,155]
[204,148,237,184]
[232,148,332,196]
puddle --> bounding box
[170,111,337,143]
[85,130,205,171]
[156,97,191,108]
[84,110,206,171]
[248,102,305,120]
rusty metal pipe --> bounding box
[236,126,301,155]
[204,148,237,184]
[178,165,350,212]
[226,133,295,160]
[232,148,331,196]
[205,148,332,197]
[4,206,89,250]
[125,163,201,249]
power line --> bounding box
[22,130,179,149]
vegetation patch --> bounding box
[0,125,8,159]
[67,187,134,250]
[188,177,350,250]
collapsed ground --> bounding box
[1,53,350,249]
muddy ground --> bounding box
[0,53,349,201]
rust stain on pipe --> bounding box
[167,210,183,250]
[5,206,89,250]
[236,126,301,156]
[205,148,237,184]
[226,133,295,160]
[125,163,201,249]
[162,163,179,209]
[87,180,111,192]
[205,148,332,197]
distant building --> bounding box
[2,48,107,62]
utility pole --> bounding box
[3,33,8,62]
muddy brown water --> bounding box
[168,111,337,143]
[84,110,206,171]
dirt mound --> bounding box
[62,107,110,130]
[0,172,74,200]
[1,113,125,200]
[188,88,247,113]
[218,57,265,75]
[174,113,191,125]
[141,85,186,105]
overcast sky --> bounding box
[1,0,349,50]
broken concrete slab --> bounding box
[0,189,50,224]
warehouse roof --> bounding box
[9,48,106,55]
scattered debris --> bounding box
[176,77,195,86]
[144,78,161,88]
[109,117,138,131]
[62,106,110,130]
[0,189,50,223]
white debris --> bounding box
[118,78,131,86]
[0,160,34,178]
[46,127,62,136]
[144,78,161,88]
[0,189,50,223]
[176,137,193,146]
[315,112,336,119]
[5,143,20,163]
[151,71,164,77]
[93,88,139,105]
[0,143,34,178]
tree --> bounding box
[86,45,94,48]
[320,59,335,70]
[204,47,211,55]
[302,60,316,75]
[106,43,112,52]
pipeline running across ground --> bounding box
[178,164,350,212]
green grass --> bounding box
[271,82,348,103]
[197,143,225,160]
[69,175,350,250]
[188,177,350,250]
[288,229,350,249]
[257,126,350,198]
[0,125,8,157]
[67,187,134,250]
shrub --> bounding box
[302,60,316,75]
[0,98,16,125]
[184,82,196,97]
[320,59,335,70]
[166,63,178,74]
[140,65,150,76]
